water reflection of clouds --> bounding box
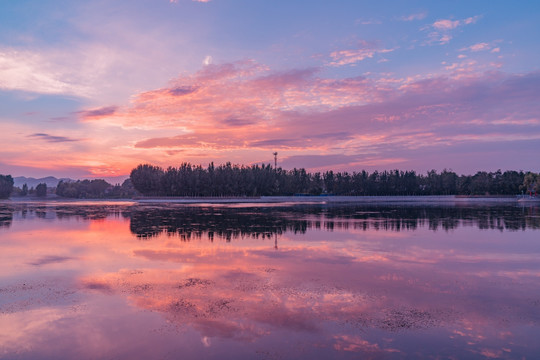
[28,255,77,266]
[76,230,540,358]
[1,203,540,358]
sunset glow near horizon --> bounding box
[1,1,539,181]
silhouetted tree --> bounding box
[521,172,539,195]
[36,183,47,197]
[0,174,14,199]
[56,179,117,198]
[128,163,531,198]
[130,164,164,196]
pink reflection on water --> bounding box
[0,205,539,359]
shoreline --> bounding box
[137,195,538,204]
[2,195,538,205]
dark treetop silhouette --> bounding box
[129,163,537,197]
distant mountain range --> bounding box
[12,175,129,189]
[13,176,75,189]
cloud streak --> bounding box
[77,106,118,120]
[329,41,394,66]
[401,12,427,21]
[0,48,90,96]
[28,133,81,143]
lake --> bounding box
[1,201,539,359]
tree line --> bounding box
[56,179,136,198]
[129,163,540,197]
[0,175,136,199]
[0,174,14,199]
[1,167,538,199]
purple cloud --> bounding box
[248,139,302,148]
[281,154,364,169]
[253,68,319,88]
[28,133,80,143]
[77,106,118,119]
[220,117,255,127]
[168,86,199,96]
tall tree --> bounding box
[36,183,47,197]
[130,164,164,196]
[522,172,538,195]
[0,174,14,199]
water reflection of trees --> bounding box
[127,204,540,240]
[128,206,309,240]
[0,204,129,224]
[2,203,539,238]
[0,205,13,228]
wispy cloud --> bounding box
[424,16,481,45]
[28,133,80,143]
[77,106,118,120]
[401,12,427,21]
[432,19,460,30]
[460,42,491,52]
[329,41,394,66]
[168,86,199,96]
[329,48,394,66]
[0,9,209,103]
[357,19,382,25]
[203,55,213,65]
[0,48,91,96]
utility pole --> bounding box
[273,152,278,169]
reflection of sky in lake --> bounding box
[1,203,539,359]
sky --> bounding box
[1,0,539,181]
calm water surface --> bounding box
[1,202,539,359]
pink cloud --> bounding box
[401,12,427,21]
[433,16,480,30]
[426,16,481,45]
[461,42,491,52]
[329,41,394,66]
[47,57,540,175]
[329,48,393,66]
[28,133,81,143]
[77,106,118,120]
[438,34,452,44]
[357,19,382,25]
[433,19,460,30]
[463,15,481,25]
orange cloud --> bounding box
[5,56,539,178]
